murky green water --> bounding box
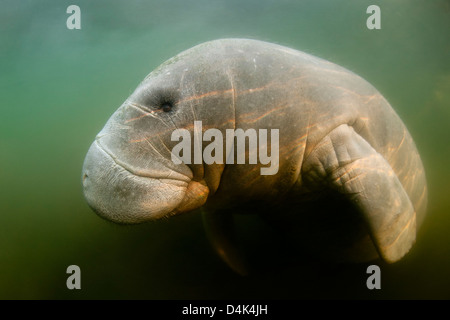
[1,0,449,299]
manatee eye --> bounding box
[144,87,178,113]
[160,102,173,112]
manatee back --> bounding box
[201,39,427,225]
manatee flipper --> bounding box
[303,124,416,263]
[202,209,249,275]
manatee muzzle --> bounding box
[82,140,189,223]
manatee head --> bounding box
[82,40,238,223]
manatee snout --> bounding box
[82,140,188,223]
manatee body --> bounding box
[82,39,427,274]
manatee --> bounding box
[82,38,427,275]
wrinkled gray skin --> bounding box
[82,39,427,275]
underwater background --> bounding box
[0,0,449,299]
